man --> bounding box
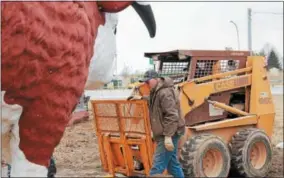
[128,69,185,178]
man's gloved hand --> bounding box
[127,95,142,101]
[164,136,174,151]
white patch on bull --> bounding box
[85,13,118,90]
[1,91,48,177]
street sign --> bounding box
[149,58,154,65]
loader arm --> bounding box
[179,56,275,120]
[178,67,253,118]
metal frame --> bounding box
[91,100,154,177]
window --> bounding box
[159,61,190,83]
[193,59,241,79]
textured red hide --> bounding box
[1,2,130,167]
[98,1,133,12]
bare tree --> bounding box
[120,65,131,78]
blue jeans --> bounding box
[150,134,184,178]
[7,164,11,178]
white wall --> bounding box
[85,89,133,100]
[271,85,283,95]
[85,86,283,101]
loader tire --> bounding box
[180,134,230,177]
[230,128,272,177]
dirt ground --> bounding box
[53,94,283,177]
[269,94,283,177]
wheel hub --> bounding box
[250,141,267,169]
[202,148,223,177]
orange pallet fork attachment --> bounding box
[91,100,154,177]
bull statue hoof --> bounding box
[47,157,57,178]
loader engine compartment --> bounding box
[228,92,246,118]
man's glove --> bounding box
[126,95,142,101]
[164,136,174,151]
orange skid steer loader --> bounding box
[90,50,275,177]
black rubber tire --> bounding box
[230,128,272,177]
[179,134,231,177]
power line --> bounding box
[253,11,283,15]
[247,8,283,54]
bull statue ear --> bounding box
[97,1,156,38]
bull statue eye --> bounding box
[98,5,103,11]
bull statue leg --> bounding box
[2,91,48,177]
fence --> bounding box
[85,89,134,100]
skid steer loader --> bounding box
[90,49,275,177]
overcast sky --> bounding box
[115,1,283,74]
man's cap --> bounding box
[139,69,159,83]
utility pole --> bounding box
[247,8,282,55]
[248,8,252,55]
[115,54,117,76]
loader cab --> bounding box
[144,49,251,125]
[144,49,250,82]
